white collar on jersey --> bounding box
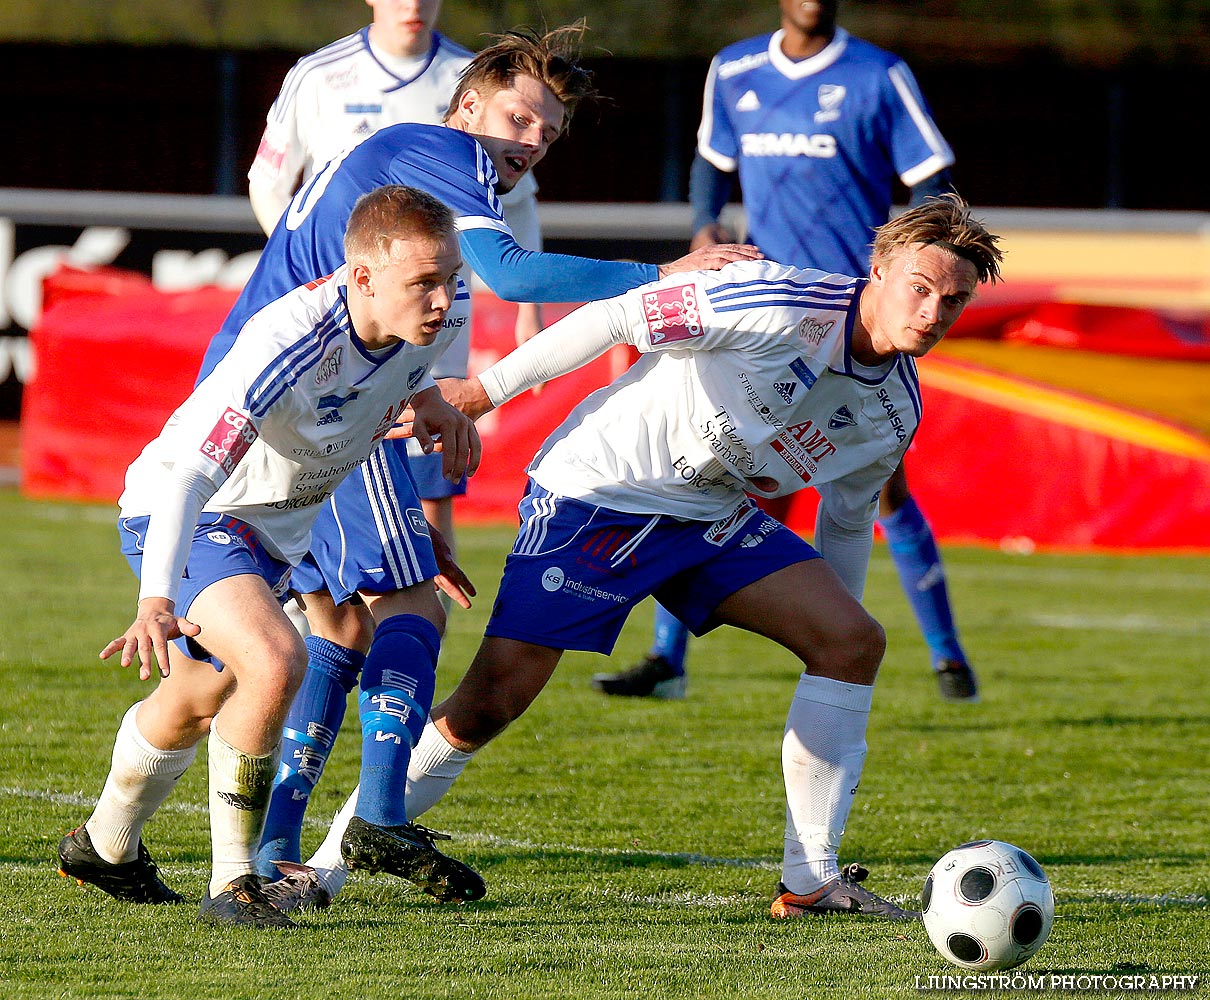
[768,26,850,80]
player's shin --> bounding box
[86,702,198,863]
[878,496,967,665]
[780,674,872,894]
[207,722,280,895]
[257,637,362,877]
[355,615,439,826]
[404,719,475,820]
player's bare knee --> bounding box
[815,613,884,684]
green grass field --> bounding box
[1,490,1207,999]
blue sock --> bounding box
[651,602,689,675]
[878,496,968,667]
[258,636,362,876]
[357,614,440,827]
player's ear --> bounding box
[457,87,483,123]
[349,261,375,298]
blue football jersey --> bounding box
[199,123,505,382]
[697,28,954,274]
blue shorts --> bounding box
[290,439,439,603]
[119,513,293,669]
[404,442,469,500]
[485,480,820,654]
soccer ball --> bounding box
[922,840,1055,971]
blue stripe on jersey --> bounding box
[244,301,350,417]
[474,144,503,216]
[708,276,856,300]
[896,355,923,421]
[712,297,853,314]
[271,31,366,124]
[707,277,856,312]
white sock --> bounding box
[207,722,279,897]
[780,674,873,895]
[304,787,358,899]
[85,702,198,864]
[404,720,473,820]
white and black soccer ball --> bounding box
[922,840,1055,971]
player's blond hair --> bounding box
[872,194,1004,285]
[444,22,597,130]
[344,185,456,269]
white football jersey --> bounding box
[249,27,537,222]
[488,259,921,527]
[120,264,459,570]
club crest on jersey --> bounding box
[736,89,761,112]
[789,358,818,390]
[829,405,857,429]
[201,408,257,475]
[643,284,703,344]
[406,365,428,390]
[797,317,834,345]
[815,84,846,123]
[314,346,344,386]
[774,381,797,404]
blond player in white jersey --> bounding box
[248,0,544,558]
[56,186,482,929]
[277,196,1002,921]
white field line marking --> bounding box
[921,563,1210,592]
[5,784,777,872]
[1026,612,1210,635]
[27,503,116,525]
[15,787,1208,909]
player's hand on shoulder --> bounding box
[408,385,482,482]
[435,376,495,421]
[100,597,201,682]
[659,242,763,278]
[689,222,736,252]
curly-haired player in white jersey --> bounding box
[376,195,1002,921]
[595,0,984,705]
[56,186,480,929]
[248,0,546,595]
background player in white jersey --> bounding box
[247,0,545,597]
[56,186,481,929]
[239,26,762,908]
[359,195,1000,923]
[594,0,981,704]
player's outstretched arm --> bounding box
[434,376,494,421]
[658,242,762,278]
[100,597,201,682]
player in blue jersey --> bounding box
[593,0,981,704]
[370,195,1001,922]
[226,26,761,910]
[57,186,480,928]
[247,0,549,572]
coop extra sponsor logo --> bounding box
[201,408,257,475]
[642,283,703,345]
